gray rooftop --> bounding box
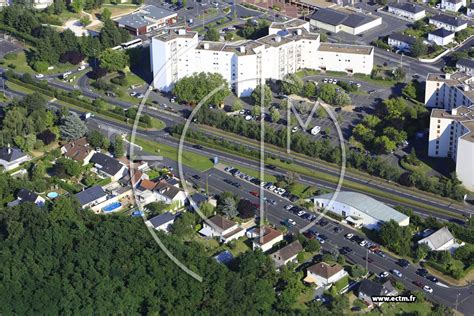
[389,32,417,45]
[116,5,176,29]
[457,58,474,69]
[430,28,454,38]
[75,186,107,206]
[310,8,347,26]
[388,2,425,13]
[418,227,454,249]
[0,147,26,162]
[430,14,468,27]
[148,212,175,228]
[314,191,409,223]
[90,153,124,177]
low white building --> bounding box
[271,240,303,267]
[310,8,382,35]
[304,262,348,288]
[75,186,108,209]
[387,32,417,52]
[456,58,474,75]
[154,181,187,210]
[427,105,474,191]
[90,152,127,183]
[145,212,176,233]
[417,227,456,251]
[424,72,474,109]
[0,146,30,171]
[441,0,466,12]
[429,14,468,33]
[150,19,374,97]
[468,3,474,17]
[7,189,45,207]
[199,215,245,243]
[247,226,284,252]
[311,192,410,230]
[428,28,455,46]
[387,3,426,21]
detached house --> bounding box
[271,240,303,267]
[247,226,284,252]
[417,226,456,251]
[304,262,348,288]
[90,152,127,182]
[388,32,417,52]
[154,181,187,209]
[456,58,474,75]
[145,212,176,233]
[441,0,466,12]
[358,279,397,307]
[7,188,45,207]
[0,146,30,171]
[468,3,474,17]
[387,3,426,21]
[61,137,95,165]
[428,28,455,46]
[429,14,468,33]
[199,215,245,243]
[75,186,108,209]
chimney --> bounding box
[445,73,451,79]
[275,36,281,43]
[178,29,186,35]
[296,29,302,35]
[7,143,11,154]
[239,46,246,53]
[204,43,210,49]
[463,85,470,92]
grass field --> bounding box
[3,51,79,75]
[133,137,214,172]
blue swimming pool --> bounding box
[102,202,122,212]
[47,192,59,199]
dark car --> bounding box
[318,219,329,227]
[231,182,241,188]
[318,234,328,241]
[398,259,410,268]
[417,268,428,277]
[333,226,343,233]
[266,164,276,170]
[426,275,438,283]
[364,256,374,263]
[303,230,317,239]
[192,175,201,180]
[193,144,203,149]
[340,247,353,255]
[413,280,424,288]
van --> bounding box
[311,126,321,135]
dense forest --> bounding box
[0,196,343,315]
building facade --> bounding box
[428,28,455,46]
[456,58,474,75]
[150,19,374,97]
[424,73,474,109]
[387,3,426,21]
[428,15,468,33]
[310,8,382,35]
[441,0,466,12]
[387,32,417,52]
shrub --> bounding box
[4,53,17,60]
[32,61,49,72]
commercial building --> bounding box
[427,105,474,191]
[311,191,410,230]
[387,3,426,21]
[456,58,474,75]
[441,0,466,12]
[429,14,468,33]
[424,72,474,109]
[428,28,455,46]
[150,19,374,97]
[309,8,382,35]
[387,32,417,52]
[114,5,177,35]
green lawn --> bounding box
[227,238,251,257]
[133,137,214,172]
[333,275,349,292]
[3,50,80,75]
[370,300,433,316]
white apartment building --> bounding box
[428,105,474,191]
[424,73,474,109]
[440,0,466,12]
[150,19,374,97]
[387,3,426,21]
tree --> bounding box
[232,99,243,112]
[393,67,406,82]
[205,28,220,41]
[57,157,82,177]
[403,81,417,99]
[60,114,87,141]
[379,220,413,256]
[224,32,234,41]
[99,49,129,72]
[304,238,320,252]
[220,197,238,219]
[349,264,367,278]
[414,243,430,261]
[101,8,112,21]
[269,107,281,122]
[173,72,230,106]
[281,73,303,95]
[113,135,125,157]
[145,201,168,216]
[333,91,351,106]
[411,38,427,58]
[87,130,109,149]
[251,84,272,107]
[79,16,91,27]
[251,106,261,117]
[302,81,316,98]
[171,212,195,237]
[373,135,397,154]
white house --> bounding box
[427,105,474,191]
[310,8,382,35]
[75,186,108,209]
[456,58,474,75]
[90,152,127,182]
[468,3,474,17]
[150,19,374,97]
[429,14,468,33]
[387,32,417,52]
[0,146,30,171]
[247,226,284,252]
[312,192,410,230]
[199,215,245,243]
[387,3,426,21]
[61,137,95,166]
[304,262,348,288]
[428,28,455,46]
[441,0,466,12]
[418,227,456,251]
[7,188,45,207]
[154,181,187,210]
[145,212,176,233]
[271,240,303,268]
[358,279,397,307]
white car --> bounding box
[356,83,361,88]
[78,65,86,71]
[311,126,321,135]
[245,115,252,121]
[297,210,306,217]
[284,205,294,210]
[288,219,296,226]
[345,233,354,239]
[391,269,403,278]
[35,74,44,79]
[170,98,176,103]
[379,271,389,278]
[268,185,276,191]
[360,240,367,247]
[316,236,325,244]
[332,80,338,85]
[423,285,433,293]
[291,126,299,133]
[239,109,246,115]
[323,78,328,83]
[328,79,333,83]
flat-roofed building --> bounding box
[115,5,177,35]
[310,8,382,35]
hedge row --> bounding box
[0,24,40,45]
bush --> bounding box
[32,61,49,72]
[59,51,84,65]
[88,67,107,79]
[4,52,17,60]
[111,74,129,87]
[8,63,16,69]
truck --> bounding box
[82,112,93,120]
[310,126,321,135]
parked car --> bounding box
[35,74,44,79]
[379,271,389,278]
[319,219,329,227]
[417,268,428,277]
[398,259,410,268]
[303,230,316,239]
[413,280,424,288]
[426,275,438,283]
[282,218,296,227]
[391,269,403,278]
[284,205,294,211]
[423,285,433,293]
[78,65,86,71]
[345,233,354,240]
